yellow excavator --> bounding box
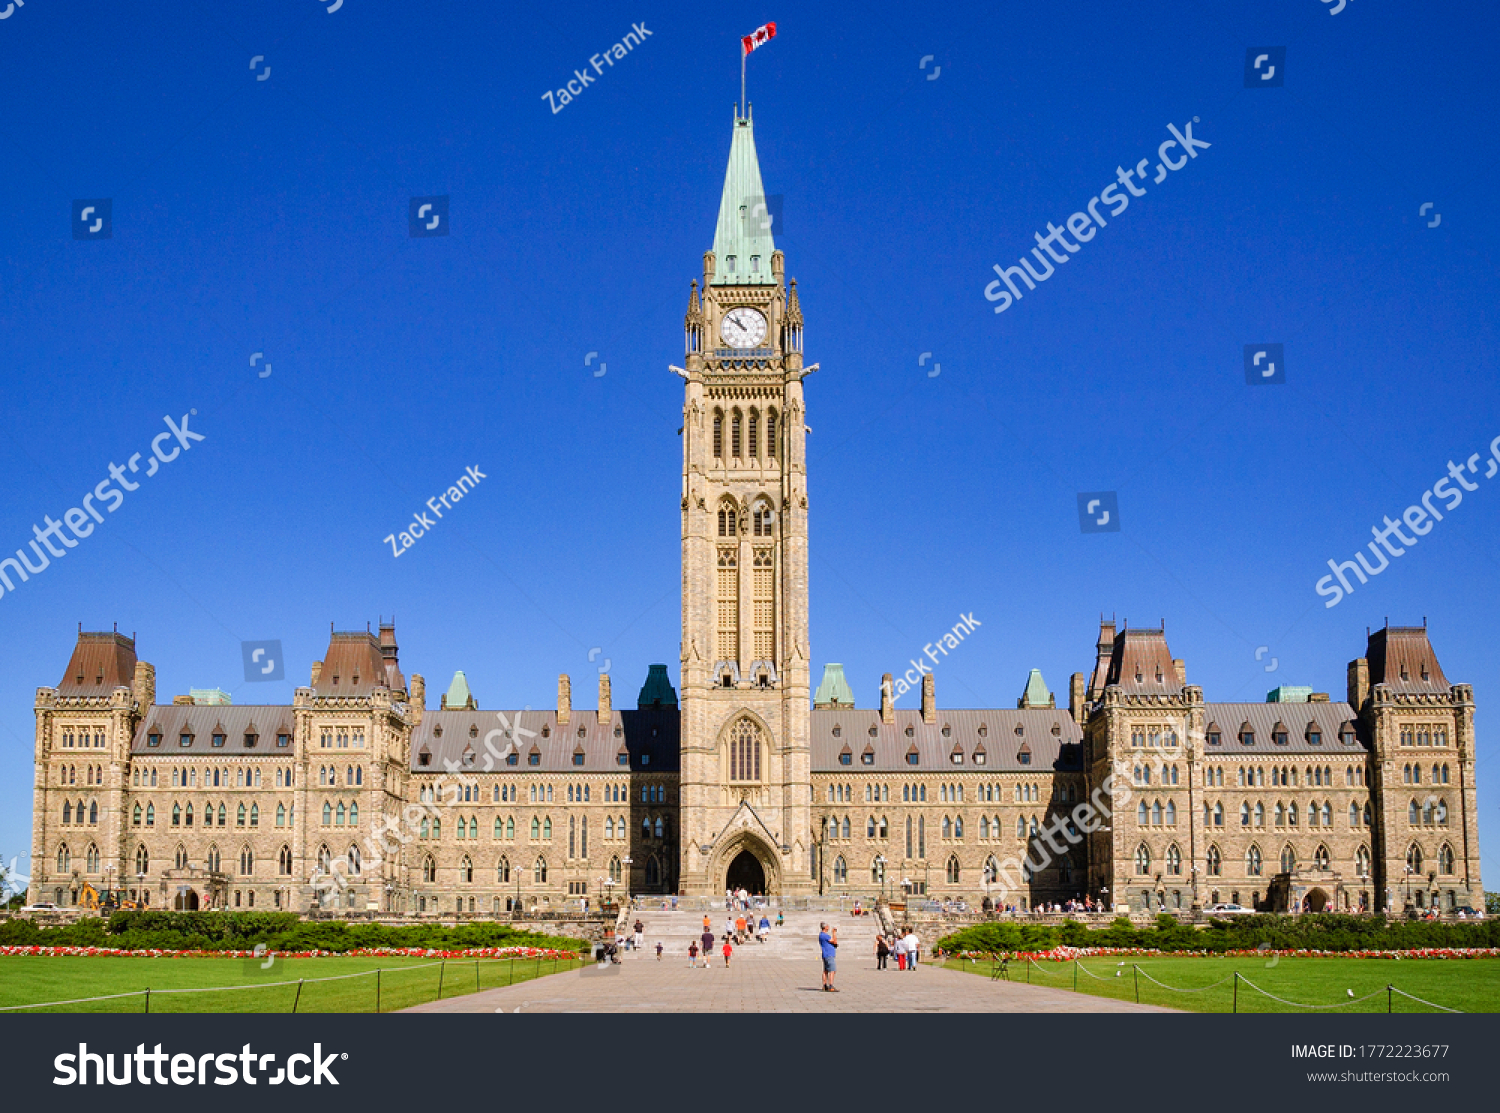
[78,883,142,913]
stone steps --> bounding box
[613,908,882,962]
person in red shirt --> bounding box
[722,938,734,967]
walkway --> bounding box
[404,910,1171,1013]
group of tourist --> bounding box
[687,907,780,968]
[874,929,922,971]
[981,896,1100,916]
[725,887,763,911]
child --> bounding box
[656,940,664,960]
[722,938,734,967]
[688,941,699,967]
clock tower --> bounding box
[677,107,815,895]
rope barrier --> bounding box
[0,954,581,1012]
[1011,960,1461,1014]
[1234,973,1388,1010]
[1389,986,1463,1014]
[1132,967,1237,993]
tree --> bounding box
[1486,891,1499,917]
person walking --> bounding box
[894,931,907,970]
[633,919,644,951]
[688,941,699,967]
[758,913,770,942]
[722,938,734,967]
[776,911,784,928]
[701,928,715,967]
[876,933,890,970]
[904,928,920,970]
[735,913,747,942]
[655,940,664,960]
[818,921,839,991]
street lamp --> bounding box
[874,855,887,903]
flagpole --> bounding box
[741,47,746,118]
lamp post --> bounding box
[874,855,887,903]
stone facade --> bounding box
[25,111,1484,919]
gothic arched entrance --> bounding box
[1305,887,1329,913]
[726,851,766,895]
[173,889,199,911]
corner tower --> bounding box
[678,108,814,895]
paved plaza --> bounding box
[404,910,1172,1013]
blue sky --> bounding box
[1,0,1497,889]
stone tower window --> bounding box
[728,718,763,782]
[713,410,724,458]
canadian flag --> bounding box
[741,22,776,55]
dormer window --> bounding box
[1051,722,1062,736]
[750,255,760,272]
[832,725,842,738]
[276,733,290,748]
[244,733,258,749]
[905,726,914,737]
[869,726,878,737]
[973,749,987,766]
[941,725,951,737]
[616,750,629,766]
[614,726,623,738]
[861,747,875,766]
[726,255,737,273]
[434,725,443,738]
[839,751,852,766]
[147,732,162,748]
[506,751,519,766]
[179,733,193,748]
[641,753,650,766]
[461,747,475,768]
[528,750,541,767]
[469,725,479,738]
[950,749,963,765]
[572,752,586,767]
[977,723,987,737]
[212,733,226,748]
[1017,745,1032,766]
[1306,725,1322,746]
[1272,722,1288,746]
[1239,723,1255,746]
[542,726,550,738]
[577,725,586,738]
[1014,724,1024,737]
[417,746,431,767]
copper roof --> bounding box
[132,705,295,755]
[810,709,1083,773]
[1201,703,1364,755]
[1105,627,1180,695]
[409,708,680,773]
[314,632,395,696]
[1366,626,1449,695]
[57,631,138,695]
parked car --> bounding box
[1203,902,1256,916]
[20,901,59,912]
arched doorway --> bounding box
[173,888,199,911]
[1305,887,1329,913]
[726,850,765,895]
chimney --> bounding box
[921,674,936,724]
[172,695,193,706]
[880,673,894,724]
[310,660,323,687]
[1069,672,1085,726]
[409,674,425,726]
[598,673,611,723]
[1173,658,1186,686]
[133,660,156,710]
[1347,658,1369,711]
[1309,692,1330,702]
[558,674,571,724]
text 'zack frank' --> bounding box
[542,22,653,115]
[385,466,485,558]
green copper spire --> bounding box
[441,670,476,711]
[1018,668,1054,709]
[814,663,855,709]
[637,664,678,709]
[710,111,775,286]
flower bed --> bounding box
[945,945,1500,962]
[0,945,581,960]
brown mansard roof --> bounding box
[58,631,138,695]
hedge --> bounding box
[936,913,1500,956]
[0,911,587,955]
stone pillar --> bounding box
[921,674,935,724]
[558,675,571,724]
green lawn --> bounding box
[942,955,1500,1013]
[0,954,583,1013]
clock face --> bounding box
[720,307,767,349]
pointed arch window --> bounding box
[728,718,763,782]
[279,845,293,875]
[135,844,149,875]
[533,856,548,883]
[945,855,960,884]
[460,855,473,883]
[1246,844,1263,876]
[766,410,778,458]
[713,410,724,458]
[731,409,742,457]
[833,855,848,883]
[1166,844,1182,875]
[1314,844,1329,870]
[497,856,511,883]
[423,855,436,883]
[240,846,254,875]
[1133,844,1151,875]
[1206,845,1222,876]
[1438,844,1455,875]
[1280,845,1296,873]
[748,409,759,457]
[1356,845,1370,877]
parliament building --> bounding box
[28,110,1484,918]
